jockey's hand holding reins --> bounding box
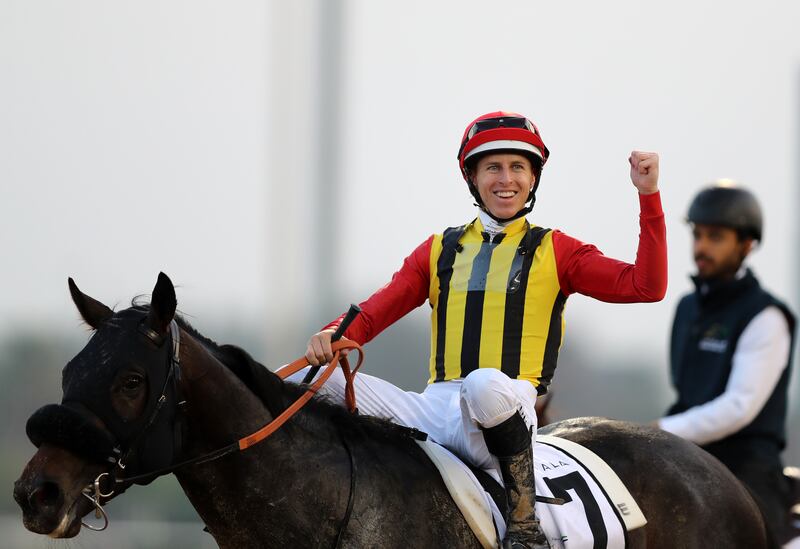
[302,304,361,385]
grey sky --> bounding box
[1,0,798,373]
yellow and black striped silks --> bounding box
[427,217,566,394]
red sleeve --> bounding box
[323,235,434,344]
[553,191,667,303]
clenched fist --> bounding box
[629,151,659,195]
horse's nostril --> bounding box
[28,480,62,513]
[12,480,27,508]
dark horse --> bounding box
[15,274,769,548]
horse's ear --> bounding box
[68,278,113,330]
[146,272,177,334]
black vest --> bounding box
[668,269,796,461]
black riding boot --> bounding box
[483,412,550,549]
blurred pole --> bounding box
[263,1,343,365]
[315,0,343,317]
[788,67,800,468]
[795,71,800,396]
[793,67,800,460]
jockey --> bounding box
[304,111,667,549]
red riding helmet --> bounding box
[457,111,550,221]
[457,111,550,180]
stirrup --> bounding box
[504,529,551,549]
[505,542,550,549]
[504,516,550,549]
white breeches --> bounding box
[284,366,539,472]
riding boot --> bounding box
[483,411,550,549]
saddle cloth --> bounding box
[417,436,647,549]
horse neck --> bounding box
[177,334,270,447]
[172,332,349,547]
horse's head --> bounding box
[14,273,184,537]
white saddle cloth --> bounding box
[417,435,647,549]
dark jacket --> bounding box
[668,269,795,464]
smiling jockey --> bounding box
[304,111,667,549]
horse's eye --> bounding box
[123,375,144,393]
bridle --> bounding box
[81,319,364,538]
[81,318,185,530]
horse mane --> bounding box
[130,302,415,444]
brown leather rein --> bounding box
[84,337,364,533]
[239,339,364,449]
[95,338,364,490]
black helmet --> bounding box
[687,180,763,241]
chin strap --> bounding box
[467,180,537,223]
[478,199,536,223]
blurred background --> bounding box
[2,1,799,547]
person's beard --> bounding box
[694,251,744,282]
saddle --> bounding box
[418,436,647,549]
